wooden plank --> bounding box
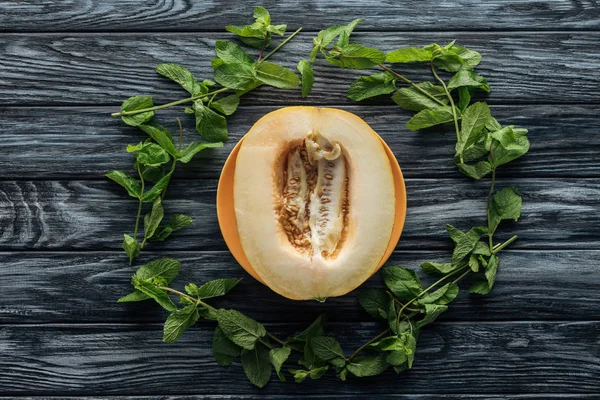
[0,321,598,395]
[1,1,598,32]
[0,250,597,324]
[2,104,598,180]
[0,179,597,251]
[1,396,597,400]
[1,32,599,106]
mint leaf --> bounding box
[143,197,164,240]
[195,102,229,142]
[117,290,149,303]
[255,61,300,89]
[346,354,389,377]
[329,44,385,69]
[490,127,530,168]
[289,314,325,344]
[416,304,448,329]
[456,102,490,156]
[106,171,141,198]
[312,19,361,55]
[155,64,204,95]
[213,326,242,366]
[152,214,193,241]
[489,187,522,233]
[210,94,240,116]
[289,366,328,383]
[297,59,314,97]
[469,254,480,272]
[358,288,389,320]
[226,25,268,48]
[253,6,270,25]
[392,82,448,112]
[213,62,259,91]
[142,171,172,203]
[216,309,267,350]
[132,277,177,311]
[452,226,487,263]
[122,234,140,264]
[432,51,463,72]
[134,257,181,283]
[215,40,254,65]
[448,70,490,93]
[420,261,459,275]
[186,278,241,299]
[485,254,499,290]
[347,72,396,101]
[310,337,346,367]
[386,47,432,63]
[138,123,178,157]
[163,303,199,343]
[178,141,224,164]
[457,161,492,180]
[382,266,423,301]
[127,142,170,167]
[241,343,272,388]
[457,86,473,111]
[120,96,154,126]
[417,283,459,305]
[406,107,455,131]
[387,297,399,334]
[270,347,291,382]
[447,224,466,243]
[453,45,482,70]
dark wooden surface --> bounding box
[1,1,599,398]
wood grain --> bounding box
[0,179,598,251]
[1,321,598,395]
[2,104,598,180]
[1,32,599,106]
[0,250,598,324]
[2,396,597,400]
[1,1,598,32]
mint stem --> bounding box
[378,64,446,108]
[348,328,390,360]
[111,87,230,117]
[133,163,145,242]
[260,27,302,63]
[492,235,518,254]
[430,62,461,154]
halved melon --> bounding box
[230,107,399,300]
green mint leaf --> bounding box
[452,45,482,70]
[386,47,432,63]
[446,224,466,243]
[406,106,455,131]
[270,346,292,382]
[186,278,241,299]
[420,261,460,275]
[142,171,172,203]
[134,257,181,283]
[457,86,473,112]
[406,333,417,368]
[416,303,448,329]
[120,96,154,126]
[210,94,240,116]
[241,343,272,388]
[457,161,492,180]
[155,64,205,95]
[143,197,164,240]
[452,226,487,263]
[329,44,385,69]
[163,303,200,343]
[140,165,165,183]
[432,52,464,72]
[489,187,522,233]
[358,288,389,320]
[473,241,491,256]
[106,170,142,199]
[382,266,423,301]
[122,234,140,264]
[213,325,242,366]
[417,283,459,305]
[213,61,259,91]
[392,82,448,112]
[255,61,300,89]
[289,366,328,383]
[486,116,503,132]
[178,141,224,164]
[127,142,170,167]
[195,102,229,142]
[386,349,408,366]
[485,254,499,289]
[289,314,325,345]
[447,70,490,93]
[226,24,266,39]
[313,19,361,50]
[216,309,267,350]
[253,6,270,25]
[469,254,480,272]
[489,127,530,168]
[267,24,286,35]
[138,123,178,157]
[387,297,398,334]
[336,30,350,47]
[347,71,396,101]
[132,277,177,311]
[470,276,492,295]
[117,289,149,303]
[215,40,254,65]
[296,59,314,98]
[346,354,389,377]
[152,214,193,241]
[310,337,346,368]
[456,102,490,156]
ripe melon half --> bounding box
[223,107,404,300]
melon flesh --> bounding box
[233,107,395,300]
